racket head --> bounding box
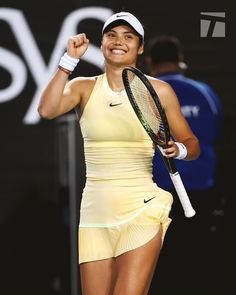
[122,67,195,217]
[122,66,170,147]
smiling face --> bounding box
[101,25,144,68]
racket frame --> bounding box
[122,66,196,218]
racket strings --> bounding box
[130,76,166,144]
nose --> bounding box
[114,35,123,45]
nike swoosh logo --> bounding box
[109,102,122,107]
[116,14,127,18]
[144,196,156,203]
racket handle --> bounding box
[169,172,196,218]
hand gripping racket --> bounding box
[122,66,196,218]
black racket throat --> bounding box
[160,153,177,174]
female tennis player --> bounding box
[38,11,200,295]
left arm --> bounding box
[153,79,200,161]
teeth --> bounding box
[111,49,125,54]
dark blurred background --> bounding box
[0,1,235,294]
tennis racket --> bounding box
[122,66,196,218]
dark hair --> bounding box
[146,35,184,65]
[102,20,143,45]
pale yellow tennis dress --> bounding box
[78,73,173,264]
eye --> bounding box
[106,32,116,38]
[125,34,133,39]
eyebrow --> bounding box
[107,28,137,35]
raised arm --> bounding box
[38,33,89,119]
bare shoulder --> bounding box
[146,75,172,93]
[146,75,178,107]
[67,75,97,92]
[65,75,97,103]
[65,75,100,111]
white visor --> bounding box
[102,12,144,40]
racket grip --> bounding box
[169,172,196,218]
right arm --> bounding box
[38,33,89,119]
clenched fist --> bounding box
[67,33,89,59]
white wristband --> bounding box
[174,142,187,160]
[59,52,80,72]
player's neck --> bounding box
[105,67,124,92]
